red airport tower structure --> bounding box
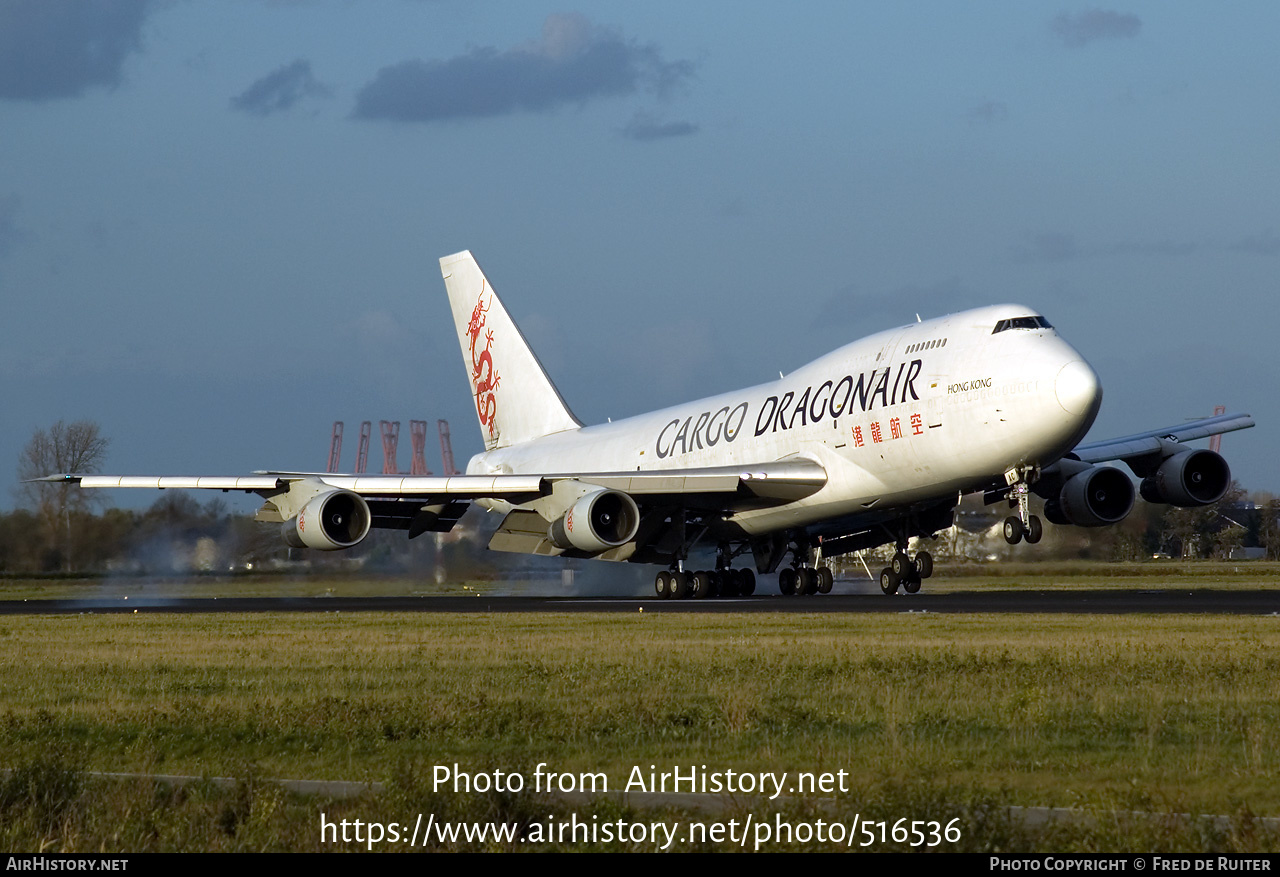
[355,421,372,474]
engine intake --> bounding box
[1045,465,1135,527]
[282,490,372,550]
[1139,449,1230,507]
[548,489,640,554]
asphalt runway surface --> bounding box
[1,589,1277,615]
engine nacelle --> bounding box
[1048,465,1135,527]
[1139,449,1230,507]
[282,490,371,550]
[547,489,640,554]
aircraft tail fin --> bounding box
[440,251,582,451]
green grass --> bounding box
[2,609,1280,852]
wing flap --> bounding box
[569,458,828,501]
[306,474,546,497]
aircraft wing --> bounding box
[1070,411,1254,466]
[41,458,826,502]
[36,458,828,542]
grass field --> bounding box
[2,584,1279,851]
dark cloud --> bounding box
[619,111,699,141]
[967,100,1009,125]
[0,195,24,259]
[0,0,152,101]
[231,60,331,116]
[1050,9,1141,48]
[353,13,695,123]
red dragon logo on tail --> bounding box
[467,282,500,441]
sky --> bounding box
[2,0,1277,511]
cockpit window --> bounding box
[992,315,1053,334]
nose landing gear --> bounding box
[1002,476,1043,545]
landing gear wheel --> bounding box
[739,569,756,596]
[671,572,689,599]
[1003,516,1025,545]
[654,571,671,599]
[891,552,910,577]
[817,567,834,594]
[903,565,922,594]
[690,571,712,599]
[1024,515,1043,544]
[719,570,738,598]
[779,567,798,595]
[915,551,934,579]
[798,568,818,595]
[707,571,722,598]
[879,567,900,595]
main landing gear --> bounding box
[653,567,757,600]
[1002,479,1043,545]
[777,565,834,596]
[878,547,933,595]
[774,540,836,596]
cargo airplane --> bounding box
[42,251,1254,597]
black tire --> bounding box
[707,571,722,598]
[817,567,834,594]
[1025,515,1043,544]
[1003,516,1024,545]
[779,567,797,595]
[916,551,934,579]
[879,567,899,595]
[654,571,671,599]
[719,570,739,598]
[690,571,711,599]
[891,552,910,577]
[903,573,921,594]
[797,568,817,595]
[671,572,689,599]
[739,569,757,596]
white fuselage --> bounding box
[468,304,1101,537]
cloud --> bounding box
[231,60,332,116]
[1050,9,1141,48]
[0,0,152,101]
[353,13,695,123]
[619,111,699,141]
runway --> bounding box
[1,589,1276,615]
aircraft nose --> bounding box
[1055,360,1101,416]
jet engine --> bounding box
[282,489,372,550]
[1138,449,1230,507]
[1043,465,1135,527]
[547,489,640,554]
